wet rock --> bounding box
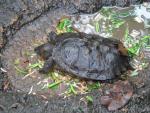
[101,80,133,111]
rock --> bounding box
[101,80,133,111]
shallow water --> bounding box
[1,3,150,97]
[72,4,150,38]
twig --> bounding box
[28,86,33,94]
[0,68,7,73]
[22,70,36,79]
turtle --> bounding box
[34,31,132,80]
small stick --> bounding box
[22,70,36,79]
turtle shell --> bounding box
[52,33,130,80]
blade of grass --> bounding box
[28,60,43,69]
[48,81,62,89]
[95,21,100,32]
[87,82,101,91]
[69,84,77,94]
[111,19,125,28]
[14,66,28,75]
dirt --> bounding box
[0,0,150,113]
[0,65,150,113]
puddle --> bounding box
[71,4,150,38]
[2,3,150,98]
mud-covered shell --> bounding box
[52,33,130,80]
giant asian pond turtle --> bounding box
[34,32,132,80]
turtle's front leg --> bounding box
[39,57,54,74]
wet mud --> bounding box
[0,0,150,113]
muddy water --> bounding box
[2,3,150,98]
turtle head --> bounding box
[34,43,53,60]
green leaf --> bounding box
[124,27,145,57]
[130,70,139,77]
[87,82,101,91]
[66,27,73,32]
[57,18,73,32]
[63,19,71,27]
[86,96,93,103]
[141,35,150,47]
[128,43,141,56]
[58,22,65,30]
[127,35,150,57]
[100,8,112,17]
[49,72,60,81]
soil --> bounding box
[0,66,150,113]
[0,0,150,113]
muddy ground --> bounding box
[0,66,150,113]
[0,0,150,113]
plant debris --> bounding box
[85,96,93,104]
[56,18,74,34]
